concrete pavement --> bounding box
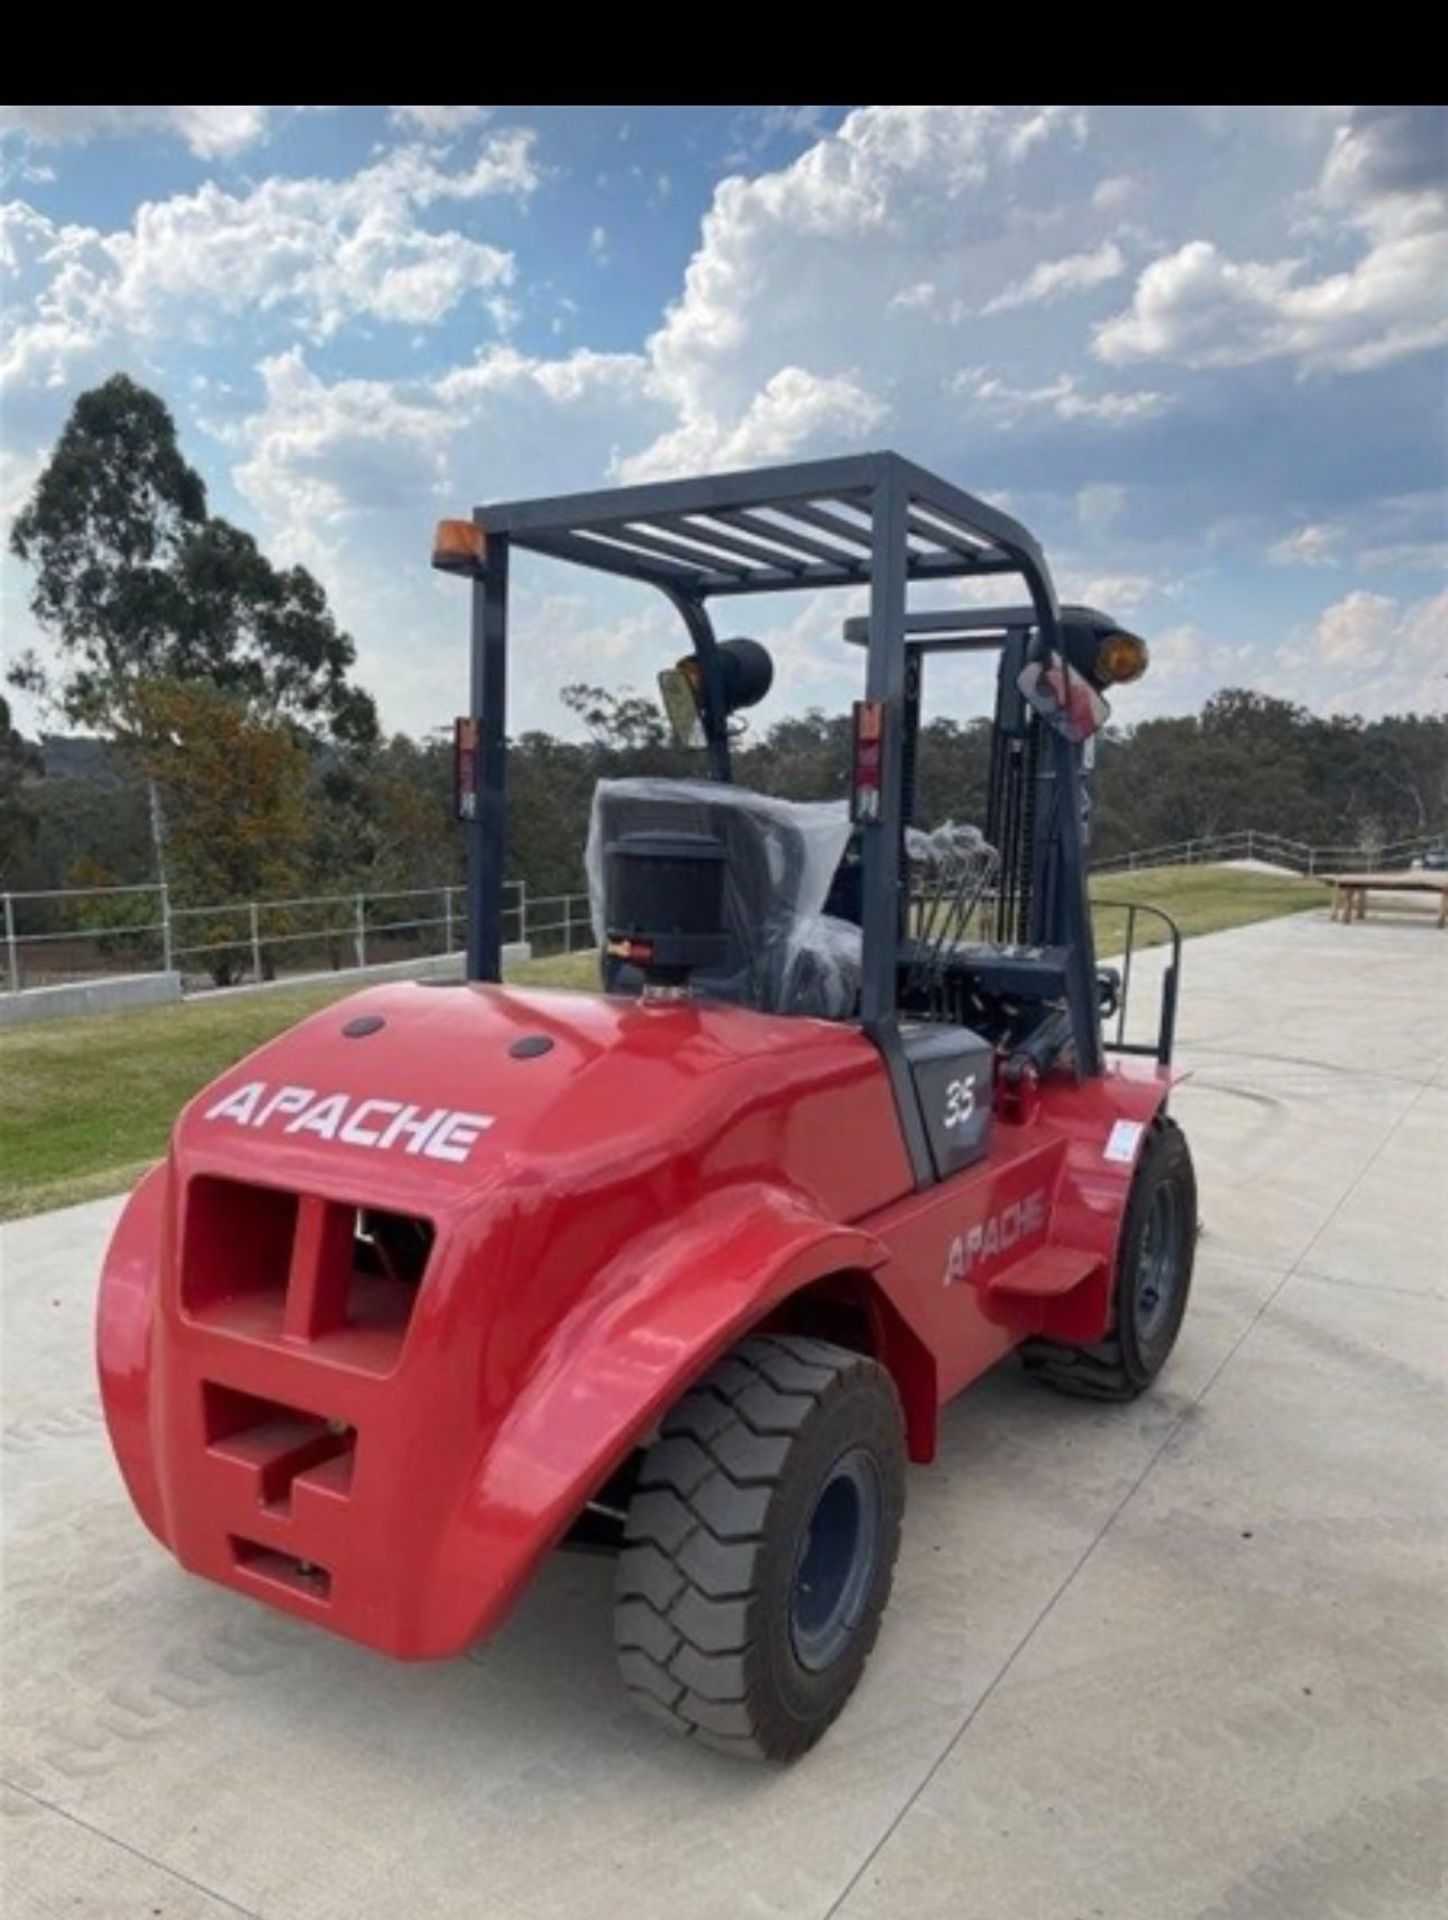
[3,908,1445,1918]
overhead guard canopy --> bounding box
[472,452,1049,600]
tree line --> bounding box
[7,682,1443,904]
[3,377,1445,958]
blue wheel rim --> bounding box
[1135,1182,1181,1340]
[789,1448,883,1672]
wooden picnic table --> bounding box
[1326,871,1448,929]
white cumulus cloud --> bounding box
[389,106,490,137]
[615,366,886,483]
[222,343,669,729]
[981,240,1125,313]
[1096,107,1448,374]
[234,343,658,554]
[1091,174,1137,212]
[0,105,272,157]
[622,105,1095,475]
[967,371,1171,426]
[1094,231,1448,373]
[1312,589,1400,665]
[1,130,539,387]
[1267,523,1342,567]
[1298,587,1447,714]
[1072,574,1159,612]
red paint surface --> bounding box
[98,980,1171,1657]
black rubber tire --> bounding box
[1021,1115,1197,1402]
[613,1334,906,1761]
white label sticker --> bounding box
[1104,1119,1144,1165]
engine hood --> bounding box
[174,979,900,1223]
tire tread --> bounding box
[614,1335,892,1758]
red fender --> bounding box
[425,1182,890,1654]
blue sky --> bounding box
[2,104,1444,739]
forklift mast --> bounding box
[844,600,1121,1083]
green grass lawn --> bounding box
[1089,863,1328,955]
[0,949,597,1222]
[0,865,1326,1222]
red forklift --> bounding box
[98,452,1195,1760]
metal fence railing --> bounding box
[1,878,596,997]
[1088,827,1443,878]
[4,823,1443,998]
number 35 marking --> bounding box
[944,1075,976,1129]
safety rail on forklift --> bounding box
[1094,899,1182,1066]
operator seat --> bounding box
[588,778,861,1018]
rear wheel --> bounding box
[1022,1115,1197,1401]
[613,1334,905,1761]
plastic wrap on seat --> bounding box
[587,779,859,1016]
[782,913,863,1019]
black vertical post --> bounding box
[859,460,908,1030]
[466,532,508,982]
[857,461,933,1189]
[900,645,922,835]
[1055,727,1103,1077]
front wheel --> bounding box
[614,1334,906,1761]
[1022,1114,1197,1401]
